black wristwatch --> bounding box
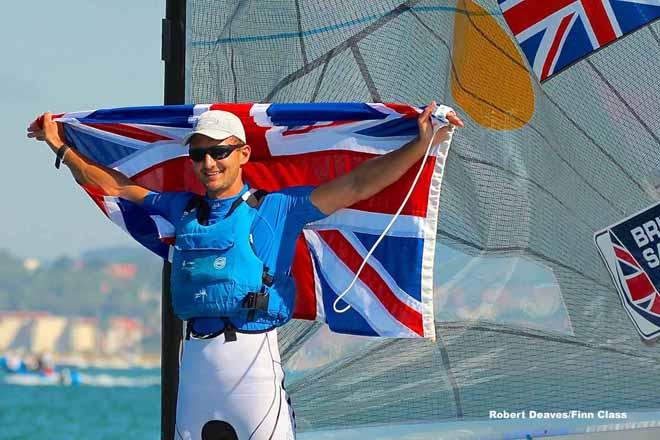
[55,144,70,169]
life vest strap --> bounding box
[185,318,238,342]
[224,188,268,218]
[223,321,237,342]
[183,195,210,225]
[181,188,269,225]
[243,292,269,322]
[243,292,269,310]
[262,266,274,287]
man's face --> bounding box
[188,134,250,198]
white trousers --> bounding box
[175,328,295,440]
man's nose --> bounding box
[203,152,215,167]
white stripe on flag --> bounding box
[56,111,95,121]
[264,120,418,156]
[150,215,175,239]
[515,3,579,40]
[498,0,525,12]
[619,0,660,5]
[114,141,188,177]
[307,246,326,322]
[572,6,599,48]
[525,14,566,78]
[600,0,623,37]
[193,104,212,116]
[103,196,129,233]
[250,103,273,127]
[548,14,579,87]
[304,230,419,338]
[339,230,423,313]
[127,124,194,143]
[66,120,148,151]
[419,126,453,341]
[307,208,426,238]
[365,102,416,116]
[187,104,213,126]
[250,104,424,157]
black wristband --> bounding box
[55,144,70,169]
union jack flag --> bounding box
[595,204,660,340]
[610,232,660,313]
[499,0,660,81]
[48,103,452,339]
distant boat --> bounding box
[0,356,80,386]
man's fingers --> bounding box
[420,104,464,128]
[27,132,45,140]
[38,113,52,131]
[28,113,51,132]
[419,101,436,120]
[28,118,43,132]
[446,112,465,128]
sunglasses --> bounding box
[188,144,243,162]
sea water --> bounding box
[0,369,160,440]
[2,368,659,440]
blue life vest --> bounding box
[170,189,296,332]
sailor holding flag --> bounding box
[28,103,462,439]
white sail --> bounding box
[185,0,660,437]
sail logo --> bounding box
[595,202,660,340]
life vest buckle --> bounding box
[262,267,274,287]
[224,320,237,342]
[243,292,269,311]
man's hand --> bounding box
[27,112,67,152]
[417,101,465,148]
[445,111,464,128]
[26,111,150,204]
[310,102,464,215]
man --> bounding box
[28,103,462,439]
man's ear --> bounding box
[239,144,251,165]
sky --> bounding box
[0,0,164,260]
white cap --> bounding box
[182,110,246,144]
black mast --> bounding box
[161,1,186,438]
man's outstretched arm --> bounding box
[28,112,150,205]
[310,102,463,216]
